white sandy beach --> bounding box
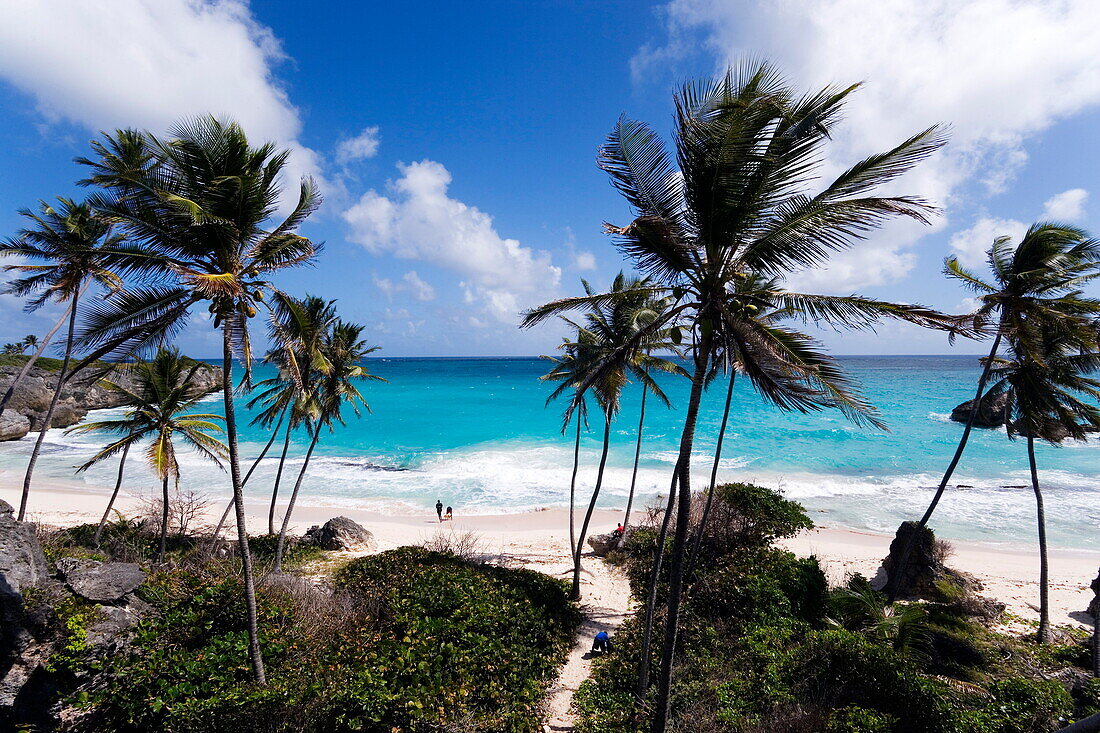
[3,475,1097,633]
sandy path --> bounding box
[542,554,634,732]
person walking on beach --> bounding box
[436,499,443,522]
[445,506,453,521]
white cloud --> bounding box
[574,251,597,271]
[636,0,1100,291]
[949,217,1028,268]
[1042,188,1089,221]
[373,270,436,302]
[343,160,561,322]
[0,0,326,203]
[336,126,381,164]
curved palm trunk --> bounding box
[621,383,649,546]
[93,441,131,548]
[887,332,1002,602]
[686,371,736,580]
[273,425,321,573]
[222,320,266,684]
[156,474,170,563]
[210,409,287,544]
[568,408,582,561]
[653,330,712,733]
[571,408,613,601]
[0,299,74,418]
[636,470,678,701]
[1028,436,1051,645]
[267,419,293,535]
[18,289,81,521]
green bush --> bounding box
[825,706,898,733]
[980,677,1073,733]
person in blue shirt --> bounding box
[591,630,612,654]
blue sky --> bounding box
[1,0,1098,358]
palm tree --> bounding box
[66,348,228,561]
[272,319,381,572]
[75,116,322,684]
[984,325,1100,644]
[540,333,596,560]
[251,294,337,536]
[0,198,123,521]
[889,224,1100,601]
[621,290,680,544]
[1,344,21,355]
[21,335,39,352]
[522,63,957,730]
[564,274,684,601]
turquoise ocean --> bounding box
[2,355,1097,549]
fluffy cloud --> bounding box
[948,187,1092,268]
[336,126,381,165]
[373,270,436,302]
[574,252,597,271]
[0,0,325,201]
[636,0,1100,291]
[1042,188,1089,221]
[948,217,1028,269]
[343,160,561,322]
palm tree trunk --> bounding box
[0,298,75,418]
[636,470,678,701]
[267,419,293,536]
[93,441,131,548]
[156,473,170,563]
[18,288,81,521]
[621,383,649,545]
[571,408,613,601]
[685,371,736,580]
[210,408,287,544]
[1028,435,1051,645]
[568,402,582,559]
[887,331,1002,602]
[273,425,321,573]
[653,329,712,733]
[222,320,266,684]
[1090,568,1099,676]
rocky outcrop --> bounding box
[56,559,144,603]
[878,521,1003,619]
[303,516,375,551]
[0,360,221,439]
[950,392,1010,428]
[0,501,149,728]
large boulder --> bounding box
[950,392,1010,428]
[587,530,629,557]
[56,559,144,603]
[0,411,29,442]
[303,516,375,551]
[878,521,980,600]
[0,500,49,599]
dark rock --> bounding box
[303,516,375,551]
[56,559,144,603]
[879,521,979,600]
[950,392,1010,428]
[0,361,221,440]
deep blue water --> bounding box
[3,355,1098,548]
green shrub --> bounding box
[246,533,325,568]
[825,706,898,733]
[981,677,1073,733]
[71,548,578,732]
